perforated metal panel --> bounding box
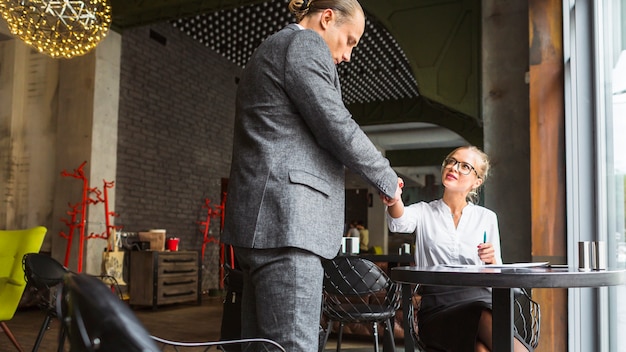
[172,0,418,105]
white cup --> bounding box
[341,237,359,255]
[398,243,410,255]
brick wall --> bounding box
[117,22,241,291]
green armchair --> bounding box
[0,226,47,351]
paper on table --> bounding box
[443,262,549,269]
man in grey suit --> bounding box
[222,0,402,350]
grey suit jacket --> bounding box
[222,24,398,259]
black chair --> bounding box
[220,264,243,352]
[22,253,125,352]
[56,272,285,352]
[319,256,401,352]
[513,288,541,350]
[22,253,69,352]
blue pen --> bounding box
[482,231,487,264]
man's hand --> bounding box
[380,178,403,206]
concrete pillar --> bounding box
[0,28,60,241]
[481,0,532,263]
[0,20,121,274]
[50,31,122,274]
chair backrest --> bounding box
[322,256,401,315]
[322,256,395,296]
[23,253,68,290]
[58,272,160,352]
[0,226,47,321]
[513,288,541,349]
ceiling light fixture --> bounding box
[0,0,112,58]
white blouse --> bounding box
[387,199,503,266]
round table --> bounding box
[391,265,626,351]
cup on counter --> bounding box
[591,241,607,270]
[341,237,359,255]
[166,237,180,251]
[398,243,411,255]
[578,240,606,271]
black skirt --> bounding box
[416,286,534,352]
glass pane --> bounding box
[610,32,626,272]
[603,1,626,350]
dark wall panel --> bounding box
[116,22,241,290]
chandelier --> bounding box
[0,0,112,59]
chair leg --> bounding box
[319,321,332,352]
[32,314,52,352]
[372,322,380,352]
[382,319,396,352]
[56,322,66,352]
[0,321,25,352]
[336,322,344,352]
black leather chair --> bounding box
[22,253,69,352]
[56,272,285,352]
[56,272,157,351]
[22,253,128,352]
[320,256,401,352]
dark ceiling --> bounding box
[108,0,483,166]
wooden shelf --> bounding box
[129,250,201,308]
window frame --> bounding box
[563,0,622,351]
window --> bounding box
[565,0,625,350]
[597,1,626,350]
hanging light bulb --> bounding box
[0,0,112,59]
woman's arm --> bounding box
[386,198,405,218]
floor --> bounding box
[2,294,410,352]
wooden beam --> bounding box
[529,0,567,350]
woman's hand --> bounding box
[478,242,496,264]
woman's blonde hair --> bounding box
[288,0,363,24]
[443,145,491,203]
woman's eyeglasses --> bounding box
[442,157,480,177]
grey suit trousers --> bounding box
[235,247,324,352]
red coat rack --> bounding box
[59,161,120,272]
[197,192,228,288]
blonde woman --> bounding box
[384,146,532,352]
